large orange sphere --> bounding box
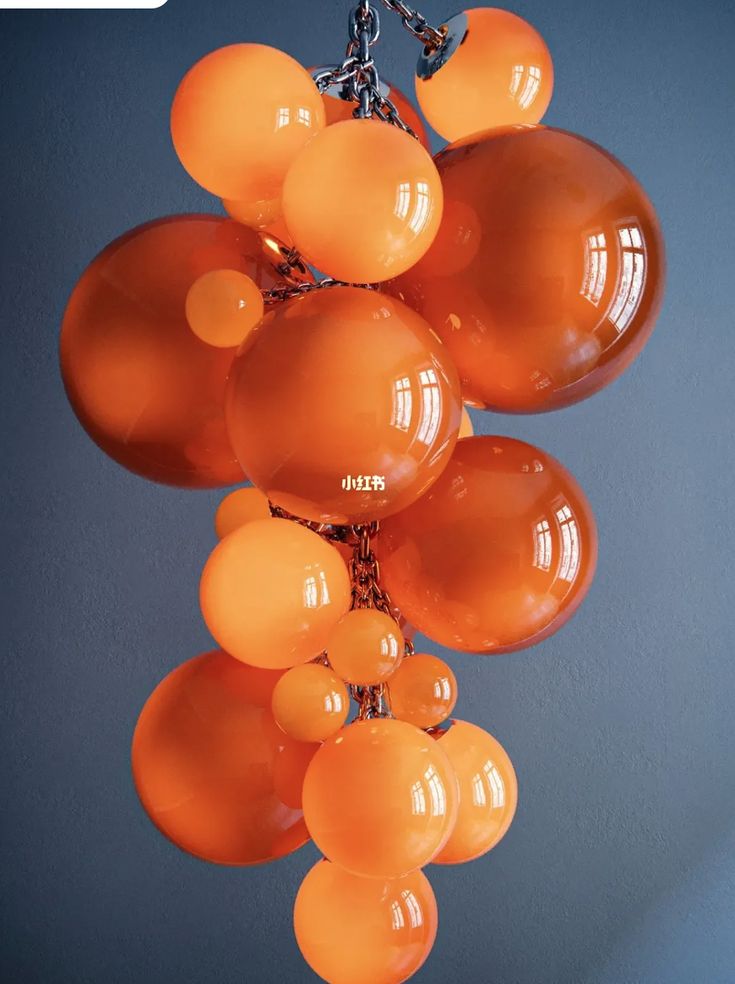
[302,718,458,878]
[328,609,404,686]
[171,44,325,201]
[282,119,443,283]
[200,518,351,669]
[379,436,597,653]
[294,860,438,984]
[226,287,462,523]
[60,215,307,487]
[389,126,665,412]
[316,72,430,150]
[131,650,315,865]
[271,663,349,743]
[387,653,457,729]
[415,8,553,142]
[433,720,517,864]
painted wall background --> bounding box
[1,0,733,981]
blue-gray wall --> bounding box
[1,1,733,981]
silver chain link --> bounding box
[378,0,445,49]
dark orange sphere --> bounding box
[60,215,309,487]
[389,126,665,412]
[379,436,597,653]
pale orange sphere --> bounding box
[200,518,351,669]
[415,8,553,142]
[459,406,474,438]
[282,119,443,283]
[433,719,517,864]
[302,718,458,877]
[388,653,457,729]
[222,195,282,230]
[171,44,325,201]
[214,486,271,539]
[294,860,438,984]
[271,663,349,742]
[328,609,404,686]
[185,269,264,348]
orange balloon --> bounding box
[379,436,597,653]
[214,486,271,539]
[389,126,665,412]
[171,44,325,201]
[222,196,282,230]
[294,860,438,984]
[185,269,264,348]
[225,287,461,523]
[200,518,351,669]
[282,119,443,283]
[60,215,308,487]
[328,609,404,686]
[459,406,474,438]
[131,650,313,865]
[271,663,349,742]
[302,718,458,877]
[415,8,553,141]
[388,653,457,729]
[433,719,517,864]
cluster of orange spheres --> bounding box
[60,6,666,983]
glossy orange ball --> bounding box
[388,653,457,729]
[389,126,665,412]
[459,406,474,438]
[302,718,458,878]
[433,719,517,864]
[415,8,553,141]
[282,119,443,283]
[222,195,282,230]
[171,44,325,201]
[200,518,351,669]
[328,609,404,686]
[294,860,438,984]
[316,72,430,150]
[379,436,597,653]
[271,663,349,742]
[225,287,461,523]
[131,650,312,865]
[60,215,306,487]
[214,487,271,539]
[185,269,264,348]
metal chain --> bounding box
[262,276,376,306]
[378,0,445,49]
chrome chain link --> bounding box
[262,276,376,306]
[378,0,445,49]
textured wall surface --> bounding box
[1,1,733,982]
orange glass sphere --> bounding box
[328,609,404,686]
[459,406,474,438]
[222,196,282,230]
[226,287,461,523]
[171,44,325,201]
[316,72,430,150]
[388,653,457,729]
[271,663,349,742]
[60,215,308,487]
[294,860,438,984]
[282,119,443,283]
[415,8,553,141]
[379,436,598,653]
[302,718,458,878]
[214,486,271,539]
[433,719,517,864]
[200,518,351,669]
[131,650,311,865]
[389,126,665,412]
[185,269,264,348]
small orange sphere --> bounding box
[214,486,271,539]
[388,653,457,729]
[282,119,443,283]
[171,44,325,200]
[302,718,458,877]
[459,406,474,438]
[316,72,430,150]
[200,518,351,669]
[271,663,349,742]
[328,609,404,686]
[294,860,438,984]
[379,436,597,653]
[131,650,311,865]
[433,719,517,864]
[185,269,264,348]
[222,196,282,230]
[415,8,553,141]
[225,287,461,523]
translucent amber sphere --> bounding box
[282,119,443,283]
[185,269,264,348]
[271,663,349,742]
[226,287,461,523]
[294,860,438,984]
[60,215,306,487]
[214,487,271,539]
[222,196,282,230]
[200,519,351,668]
[328,609,404,686]
[171,44,325,201]
[415,8,553,141]
[131,650,311,865]
[389,126,665,412]
[388,653,457,729]
[317,73,430,150]
[433,719,517,864]
[379,436,597,653]
[302,718,458,877]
